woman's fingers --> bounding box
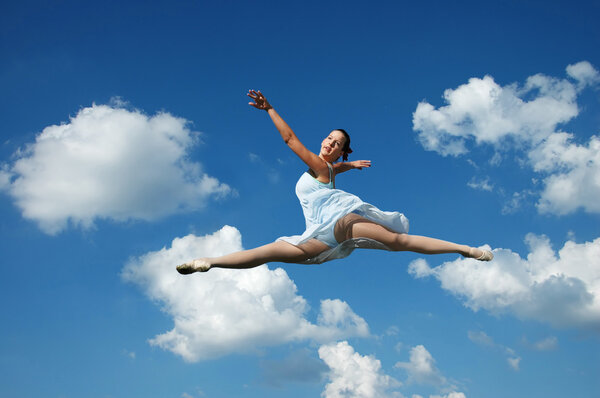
[247,89,270,109]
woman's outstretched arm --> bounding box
[248,90,327,175]
[334,160,371,175]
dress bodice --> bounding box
[294,163,336,228]
[295,171,333,198]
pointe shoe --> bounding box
[176,259,211,274]
[469,247,494,261]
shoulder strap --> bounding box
[327,162,335,189]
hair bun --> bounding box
[342,147,352,161]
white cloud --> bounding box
[408,234,600,330]
[530,134,600,215]
[394,345,447,386]
[319,341,402,398]
[412,71,579,156]
[412,61,600,215]
[1,102,231,234]
[122,226,369,362]
[566,61,600,88]
[395,345,467,398]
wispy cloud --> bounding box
[467,177,494,192]
[500,189,536,214]
[468,331,521,371]
[507,357,521,371]
[121,349,136,360]
[0,101,232,234]
[122,226,369,362]
[247,152,281,183]
[533,336,559,351]
[522,335,559,351]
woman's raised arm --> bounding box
[248,90,327,174]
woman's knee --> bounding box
[390,233,411,251]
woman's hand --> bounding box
[351,160,371,170]
[247,89,272,111]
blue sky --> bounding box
[1,1,599,397]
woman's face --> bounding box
[320,130,346,161]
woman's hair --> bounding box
[334,129,353,161]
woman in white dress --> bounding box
[177,90,493,274]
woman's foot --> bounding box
[176,258,211,274]
[468,247,494,261]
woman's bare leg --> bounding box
[334,213,491,259]
[177,239,330,274]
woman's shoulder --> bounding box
[305,163,334,184]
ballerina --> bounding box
[177,90,493,274]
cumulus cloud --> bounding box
[412,71,579,155]
[412,61,600,215]
[395,345,447,386]
[566,61,600,88]
[319,341,402,398]
[408,234,600,331]
[394,345,467,398]
[529,133,600,214]
[1,102,231,234]
[122,226,369,362]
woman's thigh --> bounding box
[334,213,401,247]
[277,239,331,263]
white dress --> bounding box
[278,163,409,264]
